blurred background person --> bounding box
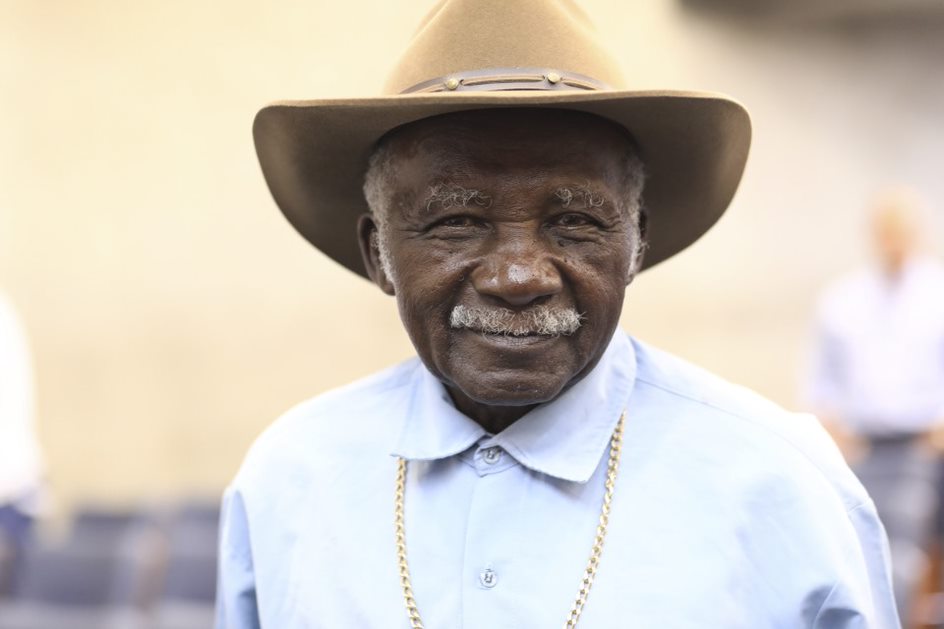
[0,289,44,596]
[805,188,944,625]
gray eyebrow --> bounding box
[423,183,492,212]
[554,185,606,209]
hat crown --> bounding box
[382,0,626,95]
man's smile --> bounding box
[460,328,563,349]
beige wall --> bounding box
[1,1,942,514]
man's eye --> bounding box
[436,216,477,228]
[552,213,594,227]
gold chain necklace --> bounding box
[395,412,625,629]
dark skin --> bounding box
[357,109,645,434]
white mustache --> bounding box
[449,304,584,337]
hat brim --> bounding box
[253,90,751,277]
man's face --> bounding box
[871,199,919,272]
[361,109,643,415]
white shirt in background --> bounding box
[0,291,43,511]
[806,256,944,435]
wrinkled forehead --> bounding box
[375,107,640,180]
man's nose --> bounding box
[471,236,563,307]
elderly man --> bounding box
[217,0,899,627]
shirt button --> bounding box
[482,447,502,465]
[479,568,498,588]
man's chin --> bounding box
[447,371,571,409]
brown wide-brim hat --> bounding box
[254,0,752,277]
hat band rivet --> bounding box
[402,67,610,94]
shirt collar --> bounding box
[391,330,636,484]
[391,361,488,462]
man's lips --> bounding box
[457,328,561,347]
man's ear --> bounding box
[357,213,395,295]
[626,209,648,286]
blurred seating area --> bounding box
[0,499,219,629]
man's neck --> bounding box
[446,388,537,434]
[878,252,917,284]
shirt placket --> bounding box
[461,442,519,628]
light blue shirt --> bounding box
[216,331,899,628]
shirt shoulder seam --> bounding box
[634,374,771,423]
[634,375,863,508]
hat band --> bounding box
[401,67,610,94]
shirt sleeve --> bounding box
[802,300,846,419]
[215,487,261,629]
[812,502,901,629]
